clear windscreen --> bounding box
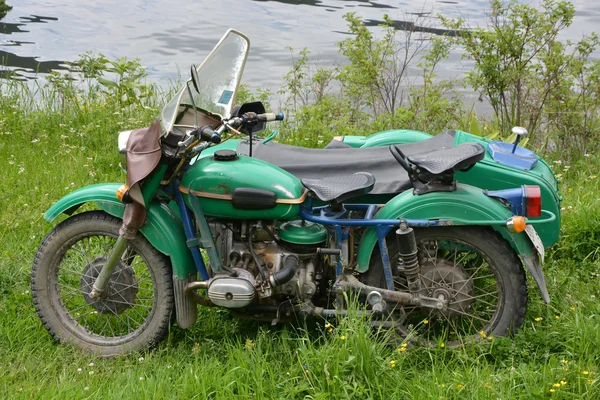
[160,30,249,135]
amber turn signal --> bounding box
[116,184,130,202]
[507,216,527,233]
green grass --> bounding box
[1,78,600,399]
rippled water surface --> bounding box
[1,0,598,89]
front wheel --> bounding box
[364,227,528,345]
[31,211,174,357]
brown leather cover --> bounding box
[120,119,162,239]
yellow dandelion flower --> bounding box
[570,306,575,311]
[553,383,561,388]
[325,322,331,329]
[457,384,464,390]
[479,330,487,339]
[327,327,333,333]
[340,335,346,341]
[423,319,429,325]
[550,389,555,393]
[583,371,590,375]
[390,360,397,368]
[397,347,407,353]
[401,342,408,347]
[440,343,445,348]
[555,315,560,320]
[560,380,567,386]
[535,317,543,322]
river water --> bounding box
[1,0,598,91]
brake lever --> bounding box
[177,131,197,148]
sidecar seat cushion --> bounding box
[407,143,485,175]
[302,172,375,203]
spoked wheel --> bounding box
[31,211,174,357]
[364,227,528,346]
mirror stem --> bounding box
[186,83,199,128]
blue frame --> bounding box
[297,201,436,291]
[172,180,210,281]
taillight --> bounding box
[524,185,541,217]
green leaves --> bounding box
[0,0,12,21]
[443,0,600,158]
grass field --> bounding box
[1,79,599,399]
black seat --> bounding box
[406,143,485,176]
[237,130,458,195]
[302,172,376,203]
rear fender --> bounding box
[44,183,196,281]
[356,184,550,302]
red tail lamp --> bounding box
[524,185,542,217]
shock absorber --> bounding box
[396,223,420,293]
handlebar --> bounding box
[257,112,285,122]
[176,111,284,155]
[228,112,285,127]
[196,125,222,144]
[176,125,221,152]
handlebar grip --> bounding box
[257,112,284,122]
[199,126,221,144]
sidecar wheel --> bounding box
[364,227,528,346]
[31,211,174,357]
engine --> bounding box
[204,220,328,308]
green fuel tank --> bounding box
[180,150,306,220]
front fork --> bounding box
[88,164,168,299]
[88,235,129,299]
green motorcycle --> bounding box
[32,30,557,357]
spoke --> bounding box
[437,311,462,338]
[444,308,491,324]
[59,268,96,279]
[99,298,153,309]
[449,296,498,310]
[57,285,82,297]
[454,262,489,296]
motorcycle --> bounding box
[32,29,558,357]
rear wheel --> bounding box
[31,211,174,357]
[364,227,527,345]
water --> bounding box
[1,0,598,90]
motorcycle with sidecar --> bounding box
[32,29,558,356]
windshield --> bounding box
[160,30,250,135]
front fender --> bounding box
[355,184,549,302]
[45,184,195,281]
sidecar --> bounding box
[334,128,561,249]
[199,127,560,249]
